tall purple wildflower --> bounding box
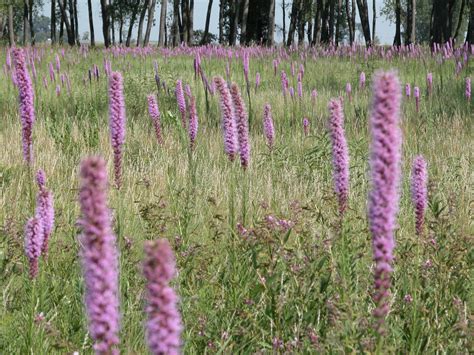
[466,77,471,101]
[411,156,428,236]
[147,94,163,145]
[311,89,318,105]
[280,71,288,97]
[273,59,278,76]
[143,239,182,355]
[243,51,250,83]
[368,71,402,333]
[255,72,261,91]
[405,83,411,98]
[35,170,54,257]
[328,98,350,215]
[263,104,275,150]
[188,95,199,151]
[175,80,187,128]
[414,86,420,112]
[426,73,433,95]
[230,83,250,169]
[108,71,126,189]
[359,72,366,89]
[303,117,310,136]
[345,83,352,102]
[214,76,238,161]
[24,217,44,279]
[78,156,120,354]
[12,48,36,165]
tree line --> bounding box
[0,0,473,47]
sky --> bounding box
[41,0,395,45]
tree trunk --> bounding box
[119,17,123,43]
[229,0,237,45]
[351,0,356,41]
[137,0,149,45]
[201,0,213,45]
[188,0,193,45]
[355,0,371,46]
[144,0,157,46]
[282,0,287,44]
[307,16,313,44]
[159,0,168,46]
[287,0,299,46]
[59,14,64,43]
[181,0,188,43]
[87,0,95,46]
[29,0,35,45]
[447,0,456,40]
[100,0,111,47]
[58,0,75,45]
[406,0,416,44]
[172,0,180,46]
[218,0,224,44]
[23,1,31,45]
[297,0,305,45]
[466,0,474,44]
[393,0,401,46]
[328,0,336,43]
[312,0,322,45]
[0,15,5,41]
[345,0,354,44]
[125,2,140,47]
[372,0,376,44]
[336,0,342,46]
[241,0,249,44]
[111,0,115,45]
[268,0,276,46]
[321,0,331,44]
[8,4,15,46]
[454,0,465,40]
[51,0,57,44]
[74,0,79,44]
[431,0,449,45]
[68,0,76,44]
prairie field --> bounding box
[0,45,473,354]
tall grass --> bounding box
[0,45,472,353]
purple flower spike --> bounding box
[143,239,182,355]
[78,156,120,354]
[188,95,199,151]
[108,71,126,189]
[414,86,420,112]
[466,77,471,101]
[230,83,250,169]
[263,104,275,150]
[426,73,433,95]
[24,217,44,279]
[405,83,411,98]
[311,89,318,105]
[36,169,46,191]
[328,99,349,216]
[303,117,310,136]
[214,76,238,162]
[35,171,55,257]
[411,156,428,236]
[175,80,187,128]
[13,48,36,165]
[359,72,366,89]
[280,71,288,97]
[147,94,163,145]
[368,71,402,334]
[345,83,352,102]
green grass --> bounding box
[0,46,472,354]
